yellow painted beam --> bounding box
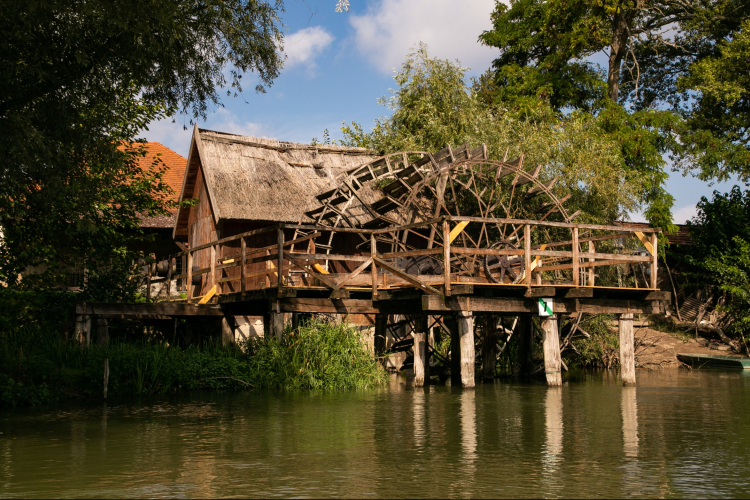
[449,221,470,244]
[198,285,217,304]
[313,263,330,275]
[634,231,654,255]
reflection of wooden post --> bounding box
[518,316,533,377]
[443,220,451,296]
[413,314,428,387]
[96,318,109,345]
[458,311,475,388]
[482,316,496,381]
[542,315,562,386]
[619,313,636,385]
[572,227,579,286]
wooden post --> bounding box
[447,315,461,386]
[374,314,387,354]
[542,315,562,386]
[221,316,234,347]
[572,227,579,286]
[650,233,658,289]
[524,224,532,287]
[458,311,475,388]
[186,250,193,303]
[166,257,173,301]
[96,318,109,345]
[588,241,595,286]
[277,227,284,297]
[482,315,496,381]
[210,244,216,294]
[74,313,85,344]
[292,312,300,331]
[443,220,451,296]
[413,314,428,387]
[146,259,152,303]
[241,237,247,292]
[619,313,636,385]
[271,312,284,343]
[371,233,378,300]
[518,316,533,378]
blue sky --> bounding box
[144,0,741,225]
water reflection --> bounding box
[621,387,639,458]
[3,371,750,498]
[543,388,563,460]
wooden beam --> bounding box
[443,220,451,296]
[542,315,562,386]
[373,257,442,295]
[76,302,224,317]
[277,298,380,314]
[333,258,373,290]
[283,251,338,290]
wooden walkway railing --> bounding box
[153,217,660,303]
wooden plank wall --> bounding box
[188,167,218,297]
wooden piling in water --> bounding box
[619,313,636,385]
[458,311,475,388]
[542,315,562,386]
[413,314,428,387]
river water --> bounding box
[2,370,750,498]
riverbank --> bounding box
[0,320,387,408]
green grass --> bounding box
[0,319,387,408]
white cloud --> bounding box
[349,0,499,75]
[672,204,698,224]
[205,108,266,138]
[284,26,335,73]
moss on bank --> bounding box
[0,319,387,408]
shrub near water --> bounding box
[1,319,386,407]
[245,320,387,391]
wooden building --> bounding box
[172,126,377,299]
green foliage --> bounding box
[340,45,647,224]
[244,319,387,391]
[678,187,750,342]
[0,318,386,408]
[566,314,620,368]
[478,0,750,223]
[0,0,285,290]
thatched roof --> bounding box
[173,126,377,238]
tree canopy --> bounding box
[478,0,750,225]
[0,0,285,290]
[340,46,643,225]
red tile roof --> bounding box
[126,142,187,228]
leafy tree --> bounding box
[479,0,750,226]
[679,187,750,345]
[340,46,643,224]
[0,0,284,291]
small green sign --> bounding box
[538,298,553,316]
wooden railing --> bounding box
[154,217,660,303]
